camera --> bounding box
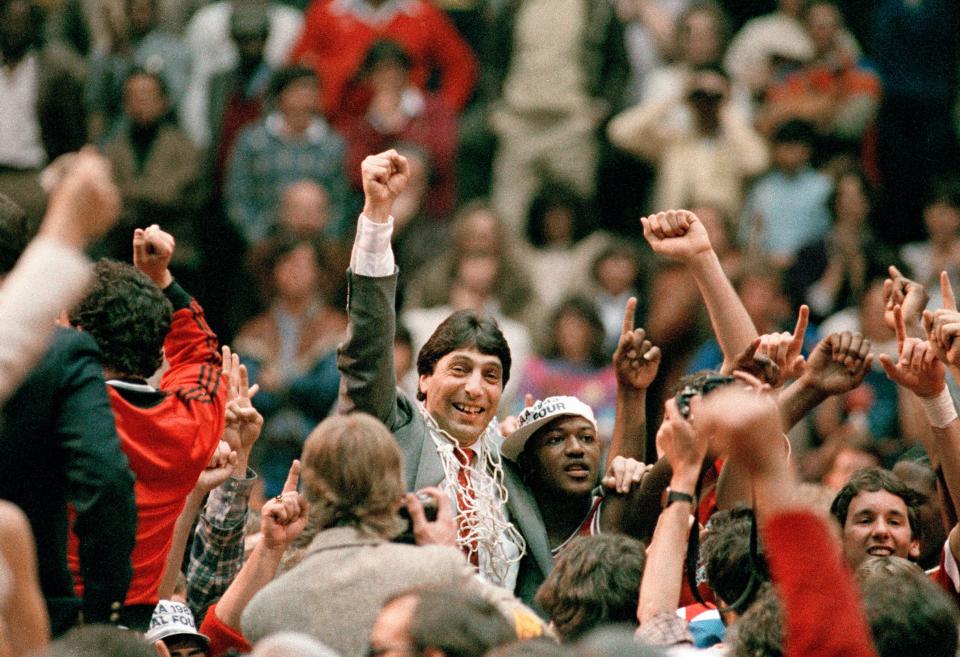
[394,491,439,544]
[674,373,736,419]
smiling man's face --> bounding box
[419,348,503,445]
[842,489,920,567]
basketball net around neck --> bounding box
[417,403,527,587]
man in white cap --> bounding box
[503,396,607,556]
[145,600,210,657]
[501,295,662,555]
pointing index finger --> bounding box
[792,305,809,347]
[893,305,907,352]
[283,459,301,494]
[621,297,637,336]
[942,271,957,312]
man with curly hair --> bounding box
[66,225,227,631]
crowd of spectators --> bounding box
[0,0,959,656]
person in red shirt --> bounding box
[67,225,226,631]
[289,0,476,120]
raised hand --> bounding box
[693,387,785,479]
[924,271,960,367]
[880,305,946,399]
[612,297,661,391]
[221,345,263,455]
[799,331,873,396]
[361,149,410,222]
[600,456,654,494]
[195,440,238,493]
[40,146,121,247]
[261,460,309,550]
[640,209,712,262]
[657,399,709,490]
[883,265,928,337]
[756,305,809,382]
[132,224,175,288]
[407,486,457,547]
[728,338,782,388]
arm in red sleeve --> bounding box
[200,602,252,657]
[160,282,223,403]
[762,511,878,657]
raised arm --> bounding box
[159,438,236,601]
[0,148,119,404]
[777,331,873,431]
[635,399,707,638]
[607,297,660,464]
[641,209,758,373]
[209,462,308,639]
[601,297,663,536]
[336,150,411,426]
[697,388,878,657]
[133,225,223,384]
[186,352,263,619]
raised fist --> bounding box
[133,224,175,288]
[361,149,410,222]
[41,147,121,246]
[640,209,712,262]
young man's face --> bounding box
[842,489,920,567]
[528,415,601,497]
[165,637,208,657]
[420,348,503,445]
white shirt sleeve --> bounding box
[0,236,92,404]
[349,214,396,277]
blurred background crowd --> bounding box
[1,0,958,499]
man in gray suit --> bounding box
[337,149,552,605]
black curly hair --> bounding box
[69,259,172,378]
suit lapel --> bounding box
[502,463,553,577]
[413,428,445,490]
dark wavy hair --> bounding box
[415,310,511,401]
[830,467,924,539]
[69,259,172,378]
[535,534,646,641]
[702,506,769,613]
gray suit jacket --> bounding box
[241,527,512,657]
[336,269,552,606]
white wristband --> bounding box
[920,387,959,429]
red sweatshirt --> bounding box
[763,511,878,657]
[69,283,226,606]
[290,0,476,118]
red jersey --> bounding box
[69,284,226,606]
[551,496,603,557]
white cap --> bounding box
[144,600,210,648]
[501,396,597,461]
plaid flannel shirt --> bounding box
[187,469,257,621]
[636,611,695,648]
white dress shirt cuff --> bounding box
[350,214,396,278]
